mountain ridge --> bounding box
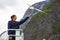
[24,0,60,40]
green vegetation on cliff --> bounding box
[31,1,55,24]
[24,0,60,40]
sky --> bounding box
[0,0,45,34]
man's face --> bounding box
[13,16,17,21]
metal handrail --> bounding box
[8,29,24,37]
[0,29,24,40]
[0,29,23,37]
[0,31,6,37]
[8,29,23,31]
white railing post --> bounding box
[8,29,24,40]
[16,29,24,40]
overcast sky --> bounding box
[0,0,45,34]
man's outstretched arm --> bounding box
[18,17,29,25]
[18,13,32,25]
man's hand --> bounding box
[29,13,32,17]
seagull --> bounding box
[27,4,45,14]
[26,4,46,16]
[29,6,45,13]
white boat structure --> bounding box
[0,29,24,40]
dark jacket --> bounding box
[8,17,29,35]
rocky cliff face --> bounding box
[24,0,60,40]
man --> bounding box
[8,13,32,40]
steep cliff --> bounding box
[24,0,60,40]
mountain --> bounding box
[24,0,60,40]
[20,0,50,29]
